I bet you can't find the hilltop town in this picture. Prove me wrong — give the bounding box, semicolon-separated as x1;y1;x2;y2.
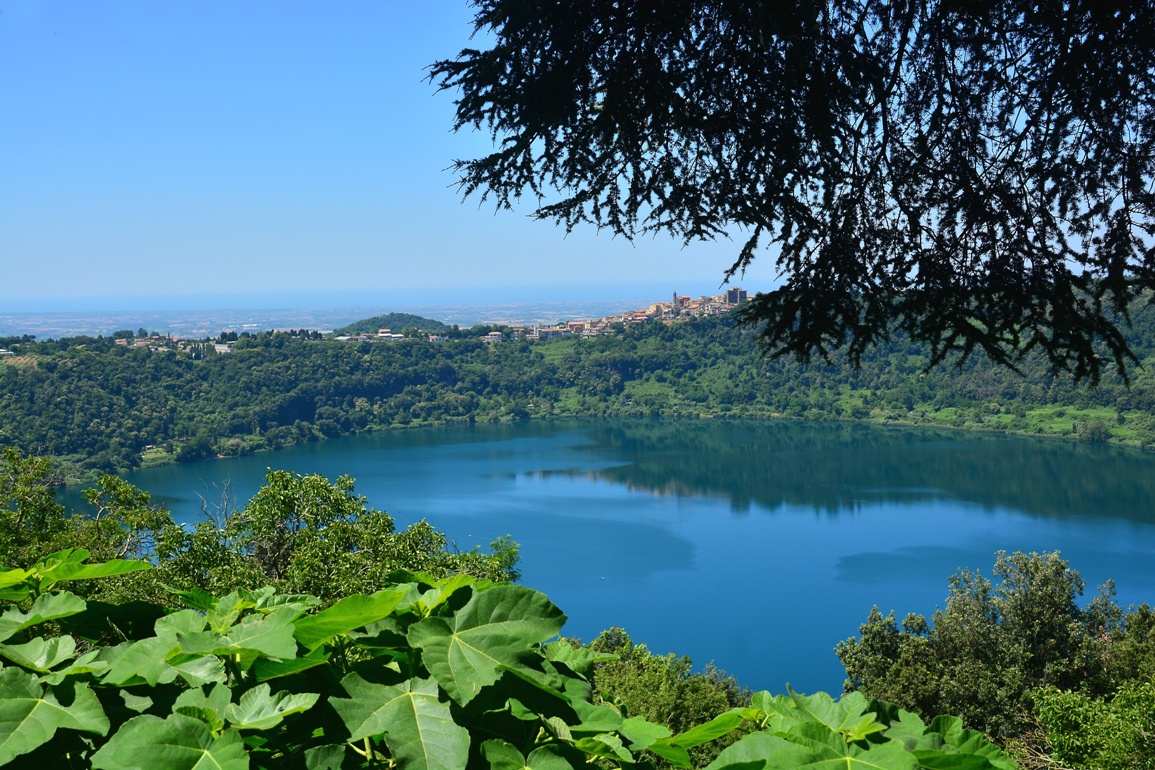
336;287;750;343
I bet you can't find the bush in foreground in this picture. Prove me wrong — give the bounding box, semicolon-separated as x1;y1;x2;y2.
0;447;519;608
838;550;1155;766
0;551;1014;769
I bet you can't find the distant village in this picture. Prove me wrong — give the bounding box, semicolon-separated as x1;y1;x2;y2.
336;287;749;344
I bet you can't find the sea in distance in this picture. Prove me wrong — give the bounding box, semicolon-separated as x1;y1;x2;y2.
60;418;1155;695
0;284;711;339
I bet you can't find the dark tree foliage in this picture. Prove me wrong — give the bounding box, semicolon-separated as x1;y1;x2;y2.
432;0;1155;382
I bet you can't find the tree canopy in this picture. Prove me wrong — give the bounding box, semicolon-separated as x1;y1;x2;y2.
432;0;1155;382
333;312;450;336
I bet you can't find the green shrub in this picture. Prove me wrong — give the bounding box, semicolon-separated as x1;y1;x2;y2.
586;627;751;767
836;551;1119;742
1033;681;1155;770
0;553;1016;769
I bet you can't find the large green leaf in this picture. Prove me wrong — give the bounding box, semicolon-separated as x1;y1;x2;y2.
178;606;299;664
0;569;35;602
407;584;565;704
99;610;215;687
705;729;920;770
872;706;930;749
173;683;232;730
167;586;218;612
90;713;249;770
879;711;1017;769
780;722;919;769
304;744;347;770
158;609;213;637
0;667;109;765
0;634;77;672
542;641;616;679
100;637;181;687
647;737;693;769
253;646;329;681
330;674;469;770
292;588;406;650
37;557;151;591
705;732;801;770
920;716;1017;770
204;592;247;634
0;592;87;642
567;698;625;736
759;690;887;744
0;569;33;588
484;665;581;727
574;733;634;763
481;739;572;770
910;755;1008;770
619;715;672;750
225;682;318;730
671;711;746;749
37;648;110;685
413;574;478;615
346;614;411;649
167;653;228;687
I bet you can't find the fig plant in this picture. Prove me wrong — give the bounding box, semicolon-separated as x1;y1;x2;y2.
0;549;1015;769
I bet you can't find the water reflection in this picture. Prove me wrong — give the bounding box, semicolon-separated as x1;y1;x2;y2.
549;421;1155;522
55;418;1155;694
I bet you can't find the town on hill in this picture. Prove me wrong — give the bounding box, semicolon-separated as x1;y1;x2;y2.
332;288;750;343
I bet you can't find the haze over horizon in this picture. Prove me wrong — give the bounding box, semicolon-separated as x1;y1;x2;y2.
0;284;738;339
1;281;742;315
1;2;777;310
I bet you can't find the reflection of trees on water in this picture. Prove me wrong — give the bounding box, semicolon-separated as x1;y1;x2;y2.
543;420;1155;522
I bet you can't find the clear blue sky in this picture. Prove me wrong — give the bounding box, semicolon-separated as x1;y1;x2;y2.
1;1;777;312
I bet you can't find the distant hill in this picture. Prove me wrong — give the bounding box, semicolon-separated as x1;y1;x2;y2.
333;312;450;336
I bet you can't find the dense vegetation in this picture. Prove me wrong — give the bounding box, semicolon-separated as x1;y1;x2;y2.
332;313;450;336
2;307;1154;482
0;446;518;607
837;551;1155;769
580;628;752;768
0;555;1015;769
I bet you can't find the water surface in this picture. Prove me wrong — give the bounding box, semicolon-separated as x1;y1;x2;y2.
82;420;1155;694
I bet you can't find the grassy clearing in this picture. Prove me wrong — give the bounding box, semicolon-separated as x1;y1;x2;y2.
536;339;577;362
140;447;174;468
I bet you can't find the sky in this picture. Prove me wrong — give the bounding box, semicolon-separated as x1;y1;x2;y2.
1;1;779;313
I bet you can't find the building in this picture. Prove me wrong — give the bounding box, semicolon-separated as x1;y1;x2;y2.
725;287;748;305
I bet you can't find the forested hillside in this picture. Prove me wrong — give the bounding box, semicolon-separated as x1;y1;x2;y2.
2;309;1153;481
332;312;450;336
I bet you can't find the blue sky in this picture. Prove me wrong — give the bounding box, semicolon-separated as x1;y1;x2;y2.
1;2;776;312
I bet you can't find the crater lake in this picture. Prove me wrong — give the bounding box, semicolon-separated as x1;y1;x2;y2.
70;419;1155;695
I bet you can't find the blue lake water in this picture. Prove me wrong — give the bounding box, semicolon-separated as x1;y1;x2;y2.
73;419;1155;695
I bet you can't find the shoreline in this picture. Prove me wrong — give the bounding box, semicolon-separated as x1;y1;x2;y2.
50;410;1151;489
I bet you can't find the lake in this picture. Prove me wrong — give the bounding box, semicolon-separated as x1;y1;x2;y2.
76;419;1155;695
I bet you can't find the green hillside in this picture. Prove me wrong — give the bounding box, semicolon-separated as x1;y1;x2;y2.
2;309;1154;482
333;312;450;335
